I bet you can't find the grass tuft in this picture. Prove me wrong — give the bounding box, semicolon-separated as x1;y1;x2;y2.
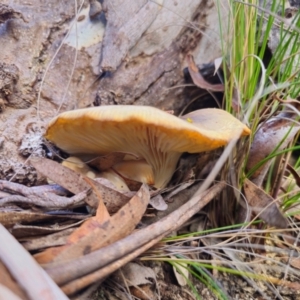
144;1;300;298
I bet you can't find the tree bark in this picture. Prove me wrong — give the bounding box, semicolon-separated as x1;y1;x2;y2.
0;0;228;185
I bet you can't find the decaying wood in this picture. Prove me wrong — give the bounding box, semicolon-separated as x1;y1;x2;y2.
243;178;288;228
45;182;225;290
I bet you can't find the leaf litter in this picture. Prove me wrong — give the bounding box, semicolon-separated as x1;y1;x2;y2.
2;107;298;298
1;99;300;300
1;5;300;297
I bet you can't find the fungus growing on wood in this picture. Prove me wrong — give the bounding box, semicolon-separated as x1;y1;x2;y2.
45;105;250;188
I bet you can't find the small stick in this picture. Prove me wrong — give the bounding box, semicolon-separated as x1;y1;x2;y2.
61;232;166;295
0;224;68;300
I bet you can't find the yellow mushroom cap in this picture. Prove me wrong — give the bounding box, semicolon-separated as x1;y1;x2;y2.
45;105;250;188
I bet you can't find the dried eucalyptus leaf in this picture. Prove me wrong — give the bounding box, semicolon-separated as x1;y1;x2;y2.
243;179;288;228
113;262;156;286
149;194;168;211
247;111;300;186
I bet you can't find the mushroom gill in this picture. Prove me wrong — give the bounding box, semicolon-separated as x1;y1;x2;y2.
45;105;250;188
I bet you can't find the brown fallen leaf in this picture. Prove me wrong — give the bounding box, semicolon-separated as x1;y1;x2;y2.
129;285;156;300
286;163;300;188
246;110;300;186
0;224;68;300
45;182;225;290
34;178;110;263
35;184;150;264
171;256;189;287
112;262;156;287
149;194;168;211
243;178;288;228
186;54;225;92
30;157;130;212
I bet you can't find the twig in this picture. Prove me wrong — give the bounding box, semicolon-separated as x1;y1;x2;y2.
61;232;166;295
0;224;68;300
0;190;88;209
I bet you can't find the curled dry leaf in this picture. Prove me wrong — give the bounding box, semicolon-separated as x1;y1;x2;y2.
0;178;86;210
112;262;156;287
243;178;288;228
247;111;300;186
149;194;168;211
0;191;87;210
186;54;225;92
171;256;189;287
112;262;157;300
0;180;68;200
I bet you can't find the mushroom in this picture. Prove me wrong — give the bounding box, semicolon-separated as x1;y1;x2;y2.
45;105;250;188
62;156;131;191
